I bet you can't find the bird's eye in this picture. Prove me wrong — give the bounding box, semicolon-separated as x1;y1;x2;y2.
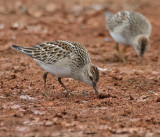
89;76;93;81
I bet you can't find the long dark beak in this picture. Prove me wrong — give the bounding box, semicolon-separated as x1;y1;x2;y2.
93;83;98;96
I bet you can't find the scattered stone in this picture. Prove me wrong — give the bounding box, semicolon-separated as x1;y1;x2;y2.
0;24;4;30
20;95;35;100
33;110;45;115
11;22;19;29
45;121;53;126
98;67;112;72
82;100;88;104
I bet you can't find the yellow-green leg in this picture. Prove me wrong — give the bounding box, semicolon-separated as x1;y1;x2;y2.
58;77;72;97
138;56;142;64
122;46;128;53
115;43;127;63
43;72;49;97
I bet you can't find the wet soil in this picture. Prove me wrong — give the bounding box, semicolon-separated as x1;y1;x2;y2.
0;0;160;136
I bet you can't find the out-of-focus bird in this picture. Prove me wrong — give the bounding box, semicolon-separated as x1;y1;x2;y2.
105;11;152;63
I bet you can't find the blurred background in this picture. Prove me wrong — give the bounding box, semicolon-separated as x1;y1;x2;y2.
0;0;159;50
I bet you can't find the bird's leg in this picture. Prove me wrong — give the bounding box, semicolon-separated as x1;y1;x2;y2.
58;77;71;96
138;56;142;64
122;46;128;53
42;72;49;97
115;43;127;63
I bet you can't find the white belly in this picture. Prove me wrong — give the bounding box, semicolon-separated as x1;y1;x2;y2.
110;31;127;45
36;60;72;78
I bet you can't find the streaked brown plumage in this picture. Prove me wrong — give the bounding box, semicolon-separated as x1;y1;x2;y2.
12;40;99;96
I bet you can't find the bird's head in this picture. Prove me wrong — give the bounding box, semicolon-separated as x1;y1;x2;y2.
134;35;150;63
81;64;99;95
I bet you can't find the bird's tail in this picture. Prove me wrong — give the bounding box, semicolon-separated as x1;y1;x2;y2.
12;45;34;57
105;11;112;22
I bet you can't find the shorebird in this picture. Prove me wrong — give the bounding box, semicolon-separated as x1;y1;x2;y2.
12;41;99;96
106;11;152;63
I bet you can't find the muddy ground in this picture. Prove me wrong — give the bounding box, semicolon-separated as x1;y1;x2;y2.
0;0;160;136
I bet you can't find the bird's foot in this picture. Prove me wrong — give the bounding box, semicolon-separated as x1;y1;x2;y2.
64;90;73;97
122;57;127;63
43;91;50;97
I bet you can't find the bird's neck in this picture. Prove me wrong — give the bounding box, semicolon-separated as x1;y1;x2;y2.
72;63;91;85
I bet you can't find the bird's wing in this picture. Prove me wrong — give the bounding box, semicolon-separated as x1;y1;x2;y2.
12;40;91;65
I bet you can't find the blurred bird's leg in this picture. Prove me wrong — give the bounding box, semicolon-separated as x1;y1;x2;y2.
138;56;142;64
115;43;127;62
43;72;49;97
122;46;128;53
